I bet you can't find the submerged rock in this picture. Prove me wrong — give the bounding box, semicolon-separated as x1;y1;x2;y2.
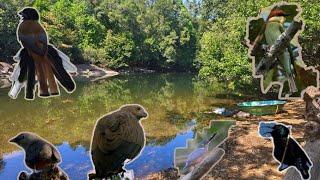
0;78;11;88
0;62;13;75
213;108;239;117
76;64;119;81
233;111;251;118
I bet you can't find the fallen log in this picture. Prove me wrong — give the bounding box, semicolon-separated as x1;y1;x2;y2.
181;148;225;180
284;86;320;180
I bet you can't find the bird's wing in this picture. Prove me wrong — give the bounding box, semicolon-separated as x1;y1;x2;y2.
97;114;128;152
109;141;142;169
54;46;77;72
106;113;128;132
25;141;52;168
18;22;48;56
50;145;61;164
47;44;76;92
289;138;311;164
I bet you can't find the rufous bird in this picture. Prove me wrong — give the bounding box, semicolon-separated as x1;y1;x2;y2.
9;7;76;100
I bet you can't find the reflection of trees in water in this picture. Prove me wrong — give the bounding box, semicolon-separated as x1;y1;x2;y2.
0;74;234;155
68;140;91;151
146;135;177;146
0;158;4;172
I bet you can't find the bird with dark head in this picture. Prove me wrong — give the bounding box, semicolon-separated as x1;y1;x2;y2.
9;132;68;179
18;7;40;21
259;122;312;180
9;7;76;100
89;104;148;179
9;132;61;171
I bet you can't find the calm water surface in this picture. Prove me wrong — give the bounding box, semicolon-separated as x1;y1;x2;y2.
0;73;238;179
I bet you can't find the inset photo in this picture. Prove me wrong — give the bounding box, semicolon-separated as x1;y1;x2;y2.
246;2;319;99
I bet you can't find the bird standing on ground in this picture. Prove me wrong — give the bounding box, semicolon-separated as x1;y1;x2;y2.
90;104;148;179
9;7;76;100
259;122;312;179
9;132;68;179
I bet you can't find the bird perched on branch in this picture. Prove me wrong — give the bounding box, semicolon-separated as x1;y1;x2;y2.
9;132;68;179
264;9;297;93
9;7;76;100
89;104;148;179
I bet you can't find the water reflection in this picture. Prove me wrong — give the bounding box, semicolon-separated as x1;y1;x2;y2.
0;73;237;178
0;131;194;179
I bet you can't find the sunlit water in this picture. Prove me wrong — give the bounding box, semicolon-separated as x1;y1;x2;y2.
0;73;238;179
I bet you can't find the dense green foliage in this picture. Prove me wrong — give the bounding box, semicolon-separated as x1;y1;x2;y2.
0;0;319;86
197;0;320;87
0;0;197;70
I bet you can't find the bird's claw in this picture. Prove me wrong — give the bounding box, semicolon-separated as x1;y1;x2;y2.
88;173;96;180
18;171;27;180
120;168;126;178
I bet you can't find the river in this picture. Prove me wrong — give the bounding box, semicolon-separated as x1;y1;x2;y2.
0;73;240;179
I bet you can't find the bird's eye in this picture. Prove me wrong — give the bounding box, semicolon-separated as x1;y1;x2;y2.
101;132;106;136
137;107;141;111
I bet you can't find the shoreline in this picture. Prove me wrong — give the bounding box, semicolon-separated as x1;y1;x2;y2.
0;62;193;85
145;100;306;179
0;63;120;85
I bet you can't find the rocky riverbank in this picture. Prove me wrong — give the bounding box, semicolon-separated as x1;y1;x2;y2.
0;63;119;87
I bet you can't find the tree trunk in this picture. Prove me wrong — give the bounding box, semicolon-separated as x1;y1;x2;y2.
284;86;320;180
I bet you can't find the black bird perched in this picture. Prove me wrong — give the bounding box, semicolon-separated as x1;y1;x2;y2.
9;7;76;100
259;122;312;179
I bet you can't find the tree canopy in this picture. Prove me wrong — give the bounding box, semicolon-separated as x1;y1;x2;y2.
0;0;319;87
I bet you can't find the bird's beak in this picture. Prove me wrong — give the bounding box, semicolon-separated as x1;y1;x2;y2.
142;112;148;118
9;137;17;143
18;11;25;18
138;112;148;120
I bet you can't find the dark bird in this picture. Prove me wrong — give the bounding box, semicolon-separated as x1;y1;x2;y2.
90;104;148;179
259;122;312;179
9;132;64;175
9;7;76;100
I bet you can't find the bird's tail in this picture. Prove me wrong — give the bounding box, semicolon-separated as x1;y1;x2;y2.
47;45;75;92
299;168;310;180
9;48;35;99
296;158;311;180
287;76;298;93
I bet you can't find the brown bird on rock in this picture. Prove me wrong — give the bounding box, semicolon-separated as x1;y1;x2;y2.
9;132;67;179
89;104;148;179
